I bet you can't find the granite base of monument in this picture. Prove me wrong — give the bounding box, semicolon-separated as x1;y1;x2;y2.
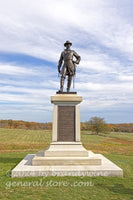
11;152;123;177
11;93;123;177
32;142;101;166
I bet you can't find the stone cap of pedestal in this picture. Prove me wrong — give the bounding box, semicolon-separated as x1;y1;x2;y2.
51;94;82;104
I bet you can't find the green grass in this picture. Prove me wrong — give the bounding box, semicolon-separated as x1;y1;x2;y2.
0;129;52;144
0;129;133;200
107;133;133;141
0;129;52;152
81;131;133;155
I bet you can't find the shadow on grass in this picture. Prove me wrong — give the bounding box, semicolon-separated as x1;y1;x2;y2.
0;157;23;164
0;157;23;178
98;183;133;196
108;184;133;196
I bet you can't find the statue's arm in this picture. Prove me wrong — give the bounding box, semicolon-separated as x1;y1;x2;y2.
58;52;63;73
73;51;81;65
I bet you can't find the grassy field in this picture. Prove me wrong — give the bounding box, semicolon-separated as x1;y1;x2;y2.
0;129;133;200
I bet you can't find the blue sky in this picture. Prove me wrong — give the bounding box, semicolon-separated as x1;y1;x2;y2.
0;0;133;123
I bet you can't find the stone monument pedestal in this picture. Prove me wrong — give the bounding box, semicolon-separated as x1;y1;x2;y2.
32;93;101;166
11;93;123;177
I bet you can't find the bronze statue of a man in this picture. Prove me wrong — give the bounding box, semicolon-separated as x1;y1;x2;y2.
58;41;81;92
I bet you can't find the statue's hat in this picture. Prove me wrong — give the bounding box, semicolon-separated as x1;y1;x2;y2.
64;40;72;47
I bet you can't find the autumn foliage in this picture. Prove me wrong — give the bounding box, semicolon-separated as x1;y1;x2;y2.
0;119;52;130
81;121;133;133
0;119;133;133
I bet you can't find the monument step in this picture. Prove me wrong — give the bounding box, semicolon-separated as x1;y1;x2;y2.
32;155;101;166
43;142;91;157
12;153;123;177
44;150;89;157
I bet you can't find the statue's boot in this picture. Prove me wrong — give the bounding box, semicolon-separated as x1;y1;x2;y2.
59;77;65;92
67;76;72;92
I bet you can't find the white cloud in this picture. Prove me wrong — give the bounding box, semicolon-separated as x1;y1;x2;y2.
0;0;133;61
0;0;133;122
0;85;54;96
118;74;133;81
0;63;38;75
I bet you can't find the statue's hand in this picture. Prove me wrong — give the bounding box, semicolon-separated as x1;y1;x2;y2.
58;69;61;74
73;60;79;65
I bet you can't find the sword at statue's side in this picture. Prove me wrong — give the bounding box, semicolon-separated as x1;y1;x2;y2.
73;62;77;89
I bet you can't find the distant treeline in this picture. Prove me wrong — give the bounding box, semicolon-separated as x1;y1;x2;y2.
0;119;52;130
0;119;133;133
81;122;133;133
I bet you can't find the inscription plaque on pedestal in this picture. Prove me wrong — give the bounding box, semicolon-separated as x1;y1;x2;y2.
58;106;75;141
